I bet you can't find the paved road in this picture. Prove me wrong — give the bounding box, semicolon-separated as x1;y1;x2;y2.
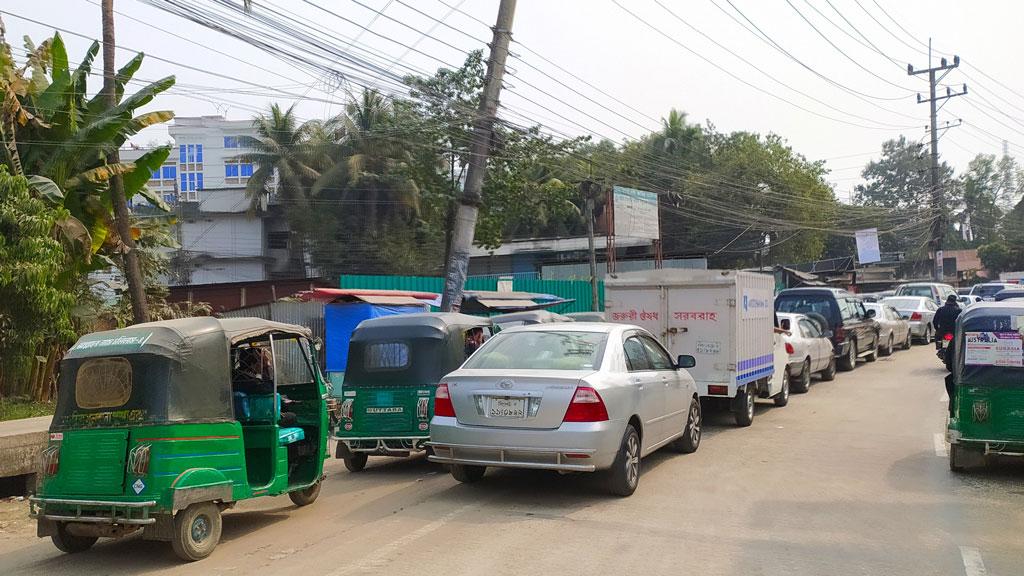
1;345;1022;575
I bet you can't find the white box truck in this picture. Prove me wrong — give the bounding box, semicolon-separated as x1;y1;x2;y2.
604;269;788;426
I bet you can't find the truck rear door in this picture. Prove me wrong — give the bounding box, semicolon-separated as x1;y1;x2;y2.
665;285;732;392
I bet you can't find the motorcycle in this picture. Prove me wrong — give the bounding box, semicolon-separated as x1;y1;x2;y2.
937;332;954;371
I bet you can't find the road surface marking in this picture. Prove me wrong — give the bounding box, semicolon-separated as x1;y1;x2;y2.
959;546;987;576
940;390;948;403
934;433;948;457
328;504;474;575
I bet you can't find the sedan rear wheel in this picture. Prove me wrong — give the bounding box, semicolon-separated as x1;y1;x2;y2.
881;334;894;357
773;370;790;407
792;359;811;393
838;340;858;371
903;330;913;350
671;398;701;453
820;356;837;381
606;424;640;496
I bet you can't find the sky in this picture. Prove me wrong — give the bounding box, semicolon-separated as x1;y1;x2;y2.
3;0;1024;203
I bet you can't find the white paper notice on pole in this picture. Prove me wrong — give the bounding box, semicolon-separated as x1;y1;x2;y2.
855;228;881;264
964;331;1024;367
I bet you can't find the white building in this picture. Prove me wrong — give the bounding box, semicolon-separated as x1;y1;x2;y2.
123;116;297;287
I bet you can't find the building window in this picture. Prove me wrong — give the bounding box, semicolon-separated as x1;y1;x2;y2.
267;231;289;250
196;144;203;163
225;160;254;185
179;144;186;163
196;173;203;190
162;166;176;179
179;143;203;172
224;136;239;148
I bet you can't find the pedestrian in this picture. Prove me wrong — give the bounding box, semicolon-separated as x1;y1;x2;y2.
464;327;485;358
932;294;962;351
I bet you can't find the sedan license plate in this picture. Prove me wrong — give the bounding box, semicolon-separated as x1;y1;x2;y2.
488;397;526;418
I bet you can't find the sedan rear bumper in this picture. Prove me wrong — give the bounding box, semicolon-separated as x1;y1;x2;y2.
908;321;931;337
426;416;624;472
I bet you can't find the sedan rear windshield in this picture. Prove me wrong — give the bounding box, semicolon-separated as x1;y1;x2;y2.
464;331;606;371
973;285;1011;298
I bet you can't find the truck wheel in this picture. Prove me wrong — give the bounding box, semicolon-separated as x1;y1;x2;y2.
670;397;701;453
838;340;858;371
51;522;97;554
773;371;790;407
450;464;486;483
288;480;321;506
732;386;755;427
344;453;368;472
792;360;811;393
171;502;222;562
820;357;837;381
605;424;641;496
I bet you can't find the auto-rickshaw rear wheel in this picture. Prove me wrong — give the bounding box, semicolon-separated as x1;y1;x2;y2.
344;453;368;472
171;502;222;561
288;480;322;506
51;522;98;554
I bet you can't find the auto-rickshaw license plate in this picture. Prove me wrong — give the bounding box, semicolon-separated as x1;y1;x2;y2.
489;397;525;418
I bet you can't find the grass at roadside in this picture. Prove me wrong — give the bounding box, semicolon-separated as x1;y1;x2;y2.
0;399;55;422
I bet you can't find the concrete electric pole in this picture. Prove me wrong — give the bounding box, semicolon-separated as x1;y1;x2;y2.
908;42;966;282
440;0;517;312
582;180;600;311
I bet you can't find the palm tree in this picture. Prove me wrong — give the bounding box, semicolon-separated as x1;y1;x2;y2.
660;108;701;156
234;103;320;212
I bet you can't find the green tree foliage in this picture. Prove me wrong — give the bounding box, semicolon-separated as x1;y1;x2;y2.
0;167;75;397
978;198;1024;275
956;154;1004;246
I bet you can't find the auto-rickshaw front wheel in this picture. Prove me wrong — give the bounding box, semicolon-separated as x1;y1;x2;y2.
171;502;222;561
51;522;98;554
288;480;322;506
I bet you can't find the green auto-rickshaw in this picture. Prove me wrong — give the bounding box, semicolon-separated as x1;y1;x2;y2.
30;317;329;561
947;301;1024;471
334;313;492;471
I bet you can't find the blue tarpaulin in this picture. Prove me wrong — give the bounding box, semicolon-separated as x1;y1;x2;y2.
324;302;425;375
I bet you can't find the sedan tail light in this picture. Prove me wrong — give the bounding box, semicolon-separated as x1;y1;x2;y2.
785;342;795;355
563;386;609;422
910;312;922;321
434;383;456;417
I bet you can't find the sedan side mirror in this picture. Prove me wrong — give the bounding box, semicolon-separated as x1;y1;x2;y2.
677;355;696;369
865;309;876;318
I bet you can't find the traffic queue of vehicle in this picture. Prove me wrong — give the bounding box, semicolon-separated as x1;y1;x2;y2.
26;271;1022;562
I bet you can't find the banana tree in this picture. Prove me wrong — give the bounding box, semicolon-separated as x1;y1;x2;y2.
0;27;175;269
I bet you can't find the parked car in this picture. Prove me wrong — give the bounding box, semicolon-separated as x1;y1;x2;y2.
894;282;957;306
858;290;895;303
957;287;972;296
969;282;1017;301
958;295;983;307
776;312;836;392
566;311;606;322
863;302;913;354
427;323;702;496
775;288;880;372
881;296;937;343
994;288;1024;301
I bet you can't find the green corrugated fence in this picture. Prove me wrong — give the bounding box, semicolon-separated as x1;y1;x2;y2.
339;274;603;313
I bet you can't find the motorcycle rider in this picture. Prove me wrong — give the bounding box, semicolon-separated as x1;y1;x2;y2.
932;294;962;349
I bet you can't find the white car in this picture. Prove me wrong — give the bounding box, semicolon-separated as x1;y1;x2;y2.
863;302;913;354
776;312;836;393
427;323;701;496
882;296;938;343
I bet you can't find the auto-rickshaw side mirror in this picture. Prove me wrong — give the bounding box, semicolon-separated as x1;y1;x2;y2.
865;309;876;319
313;338;323;352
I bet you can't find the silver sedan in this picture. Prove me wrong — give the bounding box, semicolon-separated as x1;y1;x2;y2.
863;302;913;354
427;323;701;496
882;296;937;343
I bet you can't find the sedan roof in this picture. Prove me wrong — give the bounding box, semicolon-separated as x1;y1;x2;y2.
499;321;624;334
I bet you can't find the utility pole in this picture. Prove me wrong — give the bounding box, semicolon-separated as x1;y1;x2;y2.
102;0;149;324
908;42;966;282
582;180;600;311
440;0;516;312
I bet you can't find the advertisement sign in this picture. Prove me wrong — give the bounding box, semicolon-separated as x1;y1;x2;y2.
964;331;1023;367
612;186;659;240
855;228;881;264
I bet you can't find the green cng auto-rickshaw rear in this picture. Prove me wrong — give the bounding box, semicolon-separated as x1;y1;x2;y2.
334;313;491;471
30;317;328;561
947;302;1024;471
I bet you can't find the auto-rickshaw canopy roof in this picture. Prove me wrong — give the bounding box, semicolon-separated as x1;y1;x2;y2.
954;302;1024;386
56;318;313;427
350;312;491;342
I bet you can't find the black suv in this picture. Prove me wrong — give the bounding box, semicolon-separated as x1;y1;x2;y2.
775;288;880;371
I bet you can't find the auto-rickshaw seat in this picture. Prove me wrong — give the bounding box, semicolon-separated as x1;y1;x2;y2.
278;427;305;445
